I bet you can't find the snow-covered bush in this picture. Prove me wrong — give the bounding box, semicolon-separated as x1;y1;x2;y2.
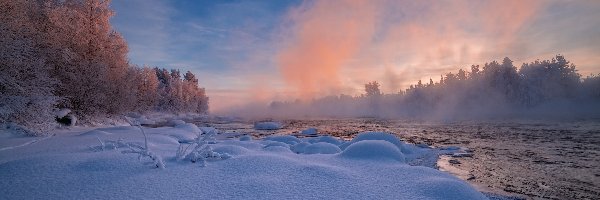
101;117;165;169
175;129;230;167
92;136;165;169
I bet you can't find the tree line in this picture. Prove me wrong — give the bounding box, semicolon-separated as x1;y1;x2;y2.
269;55;600;119
0;0;209;135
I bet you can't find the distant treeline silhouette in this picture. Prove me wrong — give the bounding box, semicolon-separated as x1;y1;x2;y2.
268;55;600;119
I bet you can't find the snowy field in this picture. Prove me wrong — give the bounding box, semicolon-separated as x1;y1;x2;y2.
205;118;599;199
0;120;489;200
2;117;598;199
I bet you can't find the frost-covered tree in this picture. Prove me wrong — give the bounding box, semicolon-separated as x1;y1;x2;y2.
581;74;600;99
268;55;596;119
457;69;467;81
128;66;159;111
151;68;209;113
365;81;382;97
0;0;59;135
0;0;210;132
184;71;198;84
519;55;581;105
44;0;130;117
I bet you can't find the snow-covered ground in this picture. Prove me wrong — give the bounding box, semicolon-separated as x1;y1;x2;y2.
0;122;488;199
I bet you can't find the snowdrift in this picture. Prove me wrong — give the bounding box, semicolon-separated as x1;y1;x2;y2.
0;126;487;200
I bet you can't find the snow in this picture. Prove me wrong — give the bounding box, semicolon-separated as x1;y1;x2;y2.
55;108;71;118
174;123;202;134
339;140;406;162
55;108;77;126
264;135;301;145
263;141;291;149
239;135;252;141
301;127;318;135
254;121;283;130
78;129;112;136
291;142;311;153
341;131;412;154
309;135;342;145
303;142;342;154
0;125;488;200
167;119;186;126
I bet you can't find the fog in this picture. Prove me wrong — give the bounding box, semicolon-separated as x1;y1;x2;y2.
219;55;600;121
274;0;544;100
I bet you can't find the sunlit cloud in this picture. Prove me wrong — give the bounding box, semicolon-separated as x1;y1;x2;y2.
276;0;380;99
111;0;600;112
275;0;547;96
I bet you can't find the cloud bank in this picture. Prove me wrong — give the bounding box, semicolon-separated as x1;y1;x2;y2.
276;0;546;99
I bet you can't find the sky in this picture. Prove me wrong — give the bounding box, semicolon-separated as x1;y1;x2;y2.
110;0;600;112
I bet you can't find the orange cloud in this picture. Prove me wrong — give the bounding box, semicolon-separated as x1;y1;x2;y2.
358;0;544;92
276;0;545;99
277;0;381;99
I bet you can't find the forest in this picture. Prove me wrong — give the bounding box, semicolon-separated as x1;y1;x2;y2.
268;56;600;119
0;0;209;135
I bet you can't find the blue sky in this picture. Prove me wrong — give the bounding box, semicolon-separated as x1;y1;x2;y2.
110;0;600;111
110;0;299;75
110;0;303;110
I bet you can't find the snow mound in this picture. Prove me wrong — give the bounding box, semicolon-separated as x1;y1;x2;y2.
264;135;300;145
304;142;341;154
310;136;342;145
264;145;292;153
301;128;318;135
174;123;201;134
417;176;487;199
339;140;406;162
291;142;311;153
263;141;290;149
342;132;411;154
254;122;282;130
239;135;252;141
